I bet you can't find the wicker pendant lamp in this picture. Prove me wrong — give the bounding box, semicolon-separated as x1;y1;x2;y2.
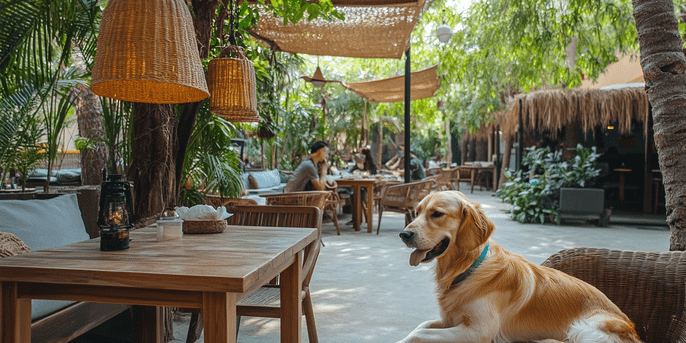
90;0;209;104
207;46;260;122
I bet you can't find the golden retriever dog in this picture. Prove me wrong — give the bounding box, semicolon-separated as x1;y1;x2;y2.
398;191;641;343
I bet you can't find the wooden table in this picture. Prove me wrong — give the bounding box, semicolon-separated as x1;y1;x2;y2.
335;178;377;233
460;165;497;193
0;225;317;343
614;168;632;202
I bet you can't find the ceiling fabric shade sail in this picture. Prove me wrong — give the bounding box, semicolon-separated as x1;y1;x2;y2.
90;0;209;104
207;46;260;122
341;66;439;103
248;0;426;59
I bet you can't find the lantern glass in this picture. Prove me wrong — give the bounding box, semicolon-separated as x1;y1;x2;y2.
105;195;130;229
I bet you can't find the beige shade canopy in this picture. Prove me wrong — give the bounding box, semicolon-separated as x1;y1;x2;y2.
249;0;426;59
341;65;439;103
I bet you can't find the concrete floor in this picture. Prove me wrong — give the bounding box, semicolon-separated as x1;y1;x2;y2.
169;188;671;343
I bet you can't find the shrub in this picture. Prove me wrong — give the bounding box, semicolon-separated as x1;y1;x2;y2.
497;144;602;224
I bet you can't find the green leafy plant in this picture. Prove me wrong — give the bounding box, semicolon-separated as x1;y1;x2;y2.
180;101;243;206
497;144;602;224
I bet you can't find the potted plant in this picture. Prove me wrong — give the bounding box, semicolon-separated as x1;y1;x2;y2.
556;144;608;226
498;144;607;225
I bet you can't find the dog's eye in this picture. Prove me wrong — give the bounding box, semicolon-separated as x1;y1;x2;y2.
431;211;443;218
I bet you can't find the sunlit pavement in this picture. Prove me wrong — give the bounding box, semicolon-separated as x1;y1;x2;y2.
171;188;670;343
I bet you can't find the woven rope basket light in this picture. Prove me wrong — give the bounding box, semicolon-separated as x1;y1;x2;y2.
207;46;260;122
90;0;209;104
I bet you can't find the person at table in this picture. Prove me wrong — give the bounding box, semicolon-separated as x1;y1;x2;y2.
348;147;378;175
343;147;378;225
385;145;404;170
284;140;330;192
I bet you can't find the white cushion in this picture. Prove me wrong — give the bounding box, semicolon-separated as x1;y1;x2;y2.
0;194;89;251
0;194;90;320
249;169;281;189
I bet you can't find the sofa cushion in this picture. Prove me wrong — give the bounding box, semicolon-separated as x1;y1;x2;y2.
0;195;89;322
248;169;281;189
0;194;89;251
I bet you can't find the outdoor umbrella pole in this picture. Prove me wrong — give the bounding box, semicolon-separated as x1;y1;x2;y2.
404;48;411;183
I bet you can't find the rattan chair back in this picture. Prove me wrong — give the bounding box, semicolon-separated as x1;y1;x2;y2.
542;248;686;343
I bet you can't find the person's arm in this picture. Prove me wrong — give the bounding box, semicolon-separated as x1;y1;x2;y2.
310;160;329;190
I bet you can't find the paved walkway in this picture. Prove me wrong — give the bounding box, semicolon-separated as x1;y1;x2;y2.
170;188;670;343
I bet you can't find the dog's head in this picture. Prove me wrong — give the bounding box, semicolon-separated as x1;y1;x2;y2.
399;191;495;266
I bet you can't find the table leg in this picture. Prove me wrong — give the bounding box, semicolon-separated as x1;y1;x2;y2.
492;167;497;191
470;169;476;193
281;250;303;343
132;305;164;343
203;291;237;343
1;281;31;343
353;186;361;231
619;173;626;202
365;185;373;233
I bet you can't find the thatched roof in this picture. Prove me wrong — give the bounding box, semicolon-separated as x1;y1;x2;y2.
499;86;649;140
248;0;426;59
463;111;505;140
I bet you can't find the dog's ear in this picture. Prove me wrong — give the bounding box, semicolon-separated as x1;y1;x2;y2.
458;202;495;250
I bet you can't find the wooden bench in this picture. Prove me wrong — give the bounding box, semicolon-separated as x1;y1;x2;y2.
0;192;132;343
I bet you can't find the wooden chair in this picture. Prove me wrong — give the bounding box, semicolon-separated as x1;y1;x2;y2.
185;205;323;343
324;180;342;235
452;167;473;191
541;248;686;343
260;191;330;212
428;168;453;191
376;179;434;234
204;194;257;208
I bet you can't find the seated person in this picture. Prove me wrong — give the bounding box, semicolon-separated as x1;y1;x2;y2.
349;147;378;175
344;147;378;225
284;140;330;192
408;151;426;180
428;152;441;169
385;146;404;170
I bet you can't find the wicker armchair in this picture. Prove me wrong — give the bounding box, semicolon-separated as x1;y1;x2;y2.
376;179;434;234
541;248;686;343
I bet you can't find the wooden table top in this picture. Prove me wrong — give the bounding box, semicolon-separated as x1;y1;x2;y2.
0;225;317;294
335;178;378;186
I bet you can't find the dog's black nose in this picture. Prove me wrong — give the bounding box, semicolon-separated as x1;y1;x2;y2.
399;231;414;242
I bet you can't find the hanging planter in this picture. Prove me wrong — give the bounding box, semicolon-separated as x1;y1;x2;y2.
207;46;260;122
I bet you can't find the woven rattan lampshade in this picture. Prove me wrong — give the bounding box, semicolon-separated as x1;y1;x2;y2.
90;0;209;104
207;46;260;122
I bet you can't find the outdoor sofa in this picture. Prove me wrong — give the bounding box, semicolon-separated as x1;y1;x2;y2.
0;193;129;342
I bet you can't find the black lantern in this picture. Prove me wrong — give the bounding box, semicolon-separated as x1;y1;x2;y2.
97;169;134;251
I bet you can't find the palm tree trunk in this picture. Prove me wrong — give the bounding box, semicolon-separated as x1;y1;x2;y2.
73;84;108;185
633;0;686;250
130;103;178;220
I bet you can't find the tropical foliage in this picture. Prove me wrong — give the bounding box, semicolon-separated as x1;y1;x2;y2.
497;144;602;224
